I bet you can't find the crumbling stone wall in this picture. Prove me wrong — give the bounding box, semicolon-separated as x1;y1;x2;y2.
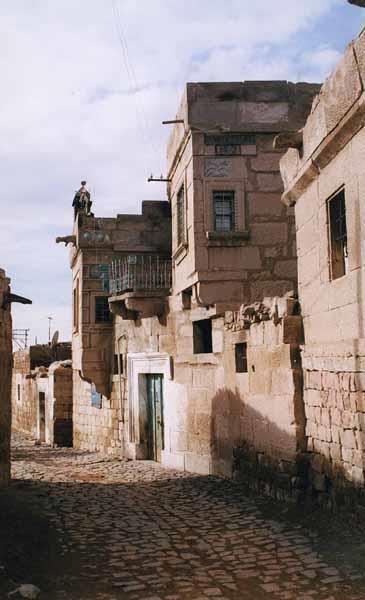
0;269;12;486
72;371;121;453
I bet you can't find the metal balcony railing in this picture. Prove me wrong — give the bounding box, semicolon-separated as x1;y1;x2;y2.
109;255;172;295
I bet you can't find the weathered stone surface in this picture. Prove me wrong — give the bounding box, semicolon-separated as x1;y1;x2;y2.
320;43;362;134
0;269;12;487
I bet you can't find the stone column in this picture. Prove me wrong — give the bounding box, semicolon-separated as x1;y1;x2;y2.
0;268;12;486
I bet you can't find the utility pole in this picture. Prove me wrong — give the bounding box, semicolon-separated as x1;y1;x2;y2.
48;316;53;345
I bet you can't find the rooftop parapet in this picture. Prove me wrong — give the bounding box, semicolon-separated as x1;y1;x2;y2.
167;81;321;171
280;28;365;205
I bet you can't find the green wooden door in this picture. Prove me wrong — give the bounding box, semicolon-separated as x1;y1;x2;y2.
146;374;164;461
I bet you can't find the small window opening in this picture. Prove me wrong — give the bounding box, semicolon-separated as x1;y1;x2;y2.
176;184;185;246
91;383;102;409
73;279;79;332
95;296;112;323
17;384;21;403
114;354;123;375
193;319;212;354
235;343;248;373
213;190;235;232
328;188;348;280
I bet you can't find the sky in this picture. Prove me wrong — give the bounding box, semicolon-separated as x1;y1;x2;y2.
1;0;364;346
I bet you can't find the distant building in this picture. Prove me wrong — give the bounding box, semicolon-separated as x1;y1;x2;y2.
12;343;72;447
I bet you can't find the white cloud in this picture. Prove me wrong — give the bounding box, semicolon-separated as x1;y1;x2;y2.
0;0;350;342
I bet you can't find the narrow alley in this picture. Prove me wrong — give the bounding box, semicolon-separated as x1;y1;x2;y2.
1;433;364;600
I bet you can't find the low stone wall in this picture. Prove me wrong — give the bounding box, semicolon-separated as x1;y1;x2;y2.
0;269;12;486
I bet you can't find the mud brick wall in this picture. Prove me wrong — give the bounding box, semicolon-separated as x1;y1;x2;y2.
0;269;12;486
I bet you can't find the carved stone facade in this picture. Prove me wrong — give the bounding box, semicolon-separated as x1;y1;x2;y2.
65;202;171;452
167;82;320;307
0;268;12;486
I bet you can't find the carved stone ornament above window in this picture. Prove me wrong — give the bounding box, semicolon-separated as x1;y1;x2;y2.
204;158;232;178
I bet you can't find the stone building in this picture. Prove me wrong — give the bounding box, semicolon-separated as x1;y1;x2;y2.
60;201;171;452
108;81;318;478
280;27;365;506
12;343;73;446
0;269;13;486
60;81;319;489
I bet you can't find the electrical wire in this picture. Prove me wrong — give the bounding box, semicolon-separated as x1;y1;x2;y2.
111;0;160;160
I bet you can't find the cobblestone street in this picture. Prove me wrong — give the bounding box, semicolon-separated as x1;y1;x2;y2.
2;433;365;600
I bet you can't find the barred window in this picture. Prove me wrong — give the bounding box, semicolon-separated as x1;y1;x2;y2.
176;185;185;246
213;190;235;232
328;188;348;280
95;296;111;323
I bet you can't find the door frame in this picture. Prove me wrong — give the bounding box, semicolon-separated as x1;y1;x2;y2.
146;373;164;461
38;391;46;443
126;353;172;460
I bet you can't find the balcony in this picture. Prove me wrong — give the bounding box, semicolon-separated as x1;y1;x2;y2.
109;255;172;320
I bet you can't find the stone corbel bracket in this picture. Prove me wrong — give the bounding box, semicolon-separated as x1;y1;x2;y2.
56;235;76;247
273;130;303;151
1;292;32;309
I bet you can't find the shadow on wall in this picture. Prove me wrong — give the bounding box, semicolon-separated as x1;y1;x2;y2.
210;387;365;513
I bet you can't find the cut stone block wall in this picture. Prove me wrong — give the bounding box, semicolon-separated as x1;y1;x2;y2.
302;343;365;510
12;352;73;447
0;268;12;486
72;369;122;453
111;294;305;487
280;26;365;509
12;350;38;438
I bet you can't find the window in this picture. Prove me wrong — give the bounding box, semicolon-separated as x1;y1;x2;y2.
91;383;102;409
213;190;235;232
235;343;248;373
176;184;185;246
73;279;79;332
17;384;21;404
193;319;212;354
95;296;112;323
89;264;110;292
328;188;348;280
113;354;123;376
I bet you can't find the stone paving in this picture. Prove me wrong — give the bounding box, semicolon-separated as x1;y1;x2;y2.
7;433;365;599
